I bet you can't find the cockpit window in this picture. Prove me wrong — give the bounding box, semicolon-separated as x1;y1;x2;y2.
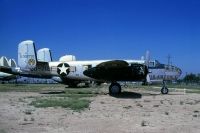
149;61;155;67
148;60;165;69
154;60;160;67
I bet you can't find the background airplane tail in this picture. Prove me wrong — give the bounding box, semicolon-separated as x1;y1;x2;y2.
0;56;9;67
0;56;17;75
8;59;17;68
18;40;37;70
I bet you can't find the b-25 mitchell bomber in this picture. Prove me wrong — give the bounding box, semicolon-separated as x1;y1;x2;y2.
1;40;149;95
0;56;19;83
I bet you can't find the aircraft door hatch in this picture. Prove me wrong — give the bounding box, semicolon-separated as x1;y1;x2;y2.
83;65;92;71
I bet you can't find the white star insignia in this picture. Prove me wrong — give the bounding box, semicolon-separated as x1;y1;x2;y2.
58;64;69;75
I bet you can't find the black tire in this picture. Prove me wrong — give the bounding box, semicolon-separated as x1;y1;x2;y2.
68;83;78;88
109;83;121;95
161;87;169;94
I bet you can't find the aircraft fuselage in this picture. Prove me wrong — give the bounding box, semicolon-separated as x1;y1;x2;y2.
46;59;147;82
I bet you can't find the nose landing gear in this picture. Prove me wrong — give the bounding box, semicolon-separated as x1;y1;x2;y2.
161;80;169;94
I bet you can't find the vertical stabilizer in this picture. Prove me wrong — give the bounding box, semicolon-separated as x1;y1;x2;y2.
0;56;9;67
18;40;37;69
37;48;52;62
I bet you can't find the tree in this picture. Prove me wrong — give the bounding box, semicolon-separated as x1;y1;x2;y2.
183;73;200;84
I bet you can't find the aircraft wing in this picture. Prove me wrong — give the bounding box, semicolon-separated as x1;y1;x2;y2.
83;60;148;81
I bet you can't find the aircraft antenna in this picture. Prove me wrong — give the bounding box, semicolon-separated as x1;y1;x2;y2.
145;50;150;67
167;54;173;70
167;54;171;68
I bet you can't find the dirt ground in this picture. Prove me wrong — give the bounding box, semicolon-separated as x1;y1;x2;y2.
0;88;200;133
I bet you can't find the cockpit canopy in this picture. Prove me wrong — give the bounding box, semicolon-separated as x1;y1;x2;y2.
148;60;164;68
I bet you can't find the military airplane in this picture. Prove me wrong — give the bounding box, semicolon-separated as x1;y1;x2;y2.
0;40;149;95
0;56;18;83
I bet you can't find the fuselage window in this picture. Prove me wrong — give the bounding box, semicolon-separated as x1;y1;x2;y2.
51;66;57;72
83;65;92;70
70;66;76;72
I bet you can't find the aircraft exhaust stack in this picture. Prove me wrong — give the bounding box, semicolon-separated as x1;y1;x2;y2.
18;40;37;70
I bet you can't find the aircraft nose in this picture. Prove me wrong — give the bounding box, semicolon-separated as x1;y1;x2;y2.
178;67;182;75
175;66;182;76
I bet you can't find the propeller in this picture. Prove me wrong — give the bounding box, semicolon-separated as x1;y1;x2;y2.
144;50;151;84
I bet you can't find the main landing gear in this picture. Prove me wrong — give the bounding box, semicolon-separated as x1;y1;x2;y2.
109;81;169;95
109;82;121;95
161;80;169;94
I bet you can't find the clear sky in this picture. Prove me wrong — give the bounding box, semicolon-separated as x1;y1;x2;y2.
0;0;200;74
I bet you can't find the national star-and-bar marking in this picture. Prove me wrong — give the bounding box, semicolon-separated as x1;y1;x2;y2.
57;63;70;76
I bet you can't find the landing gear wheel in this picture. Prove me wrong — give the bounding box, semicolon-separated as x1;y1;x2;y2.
68;83;78;88
161;86;169;94
85;83;90;87
109;83;121;95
